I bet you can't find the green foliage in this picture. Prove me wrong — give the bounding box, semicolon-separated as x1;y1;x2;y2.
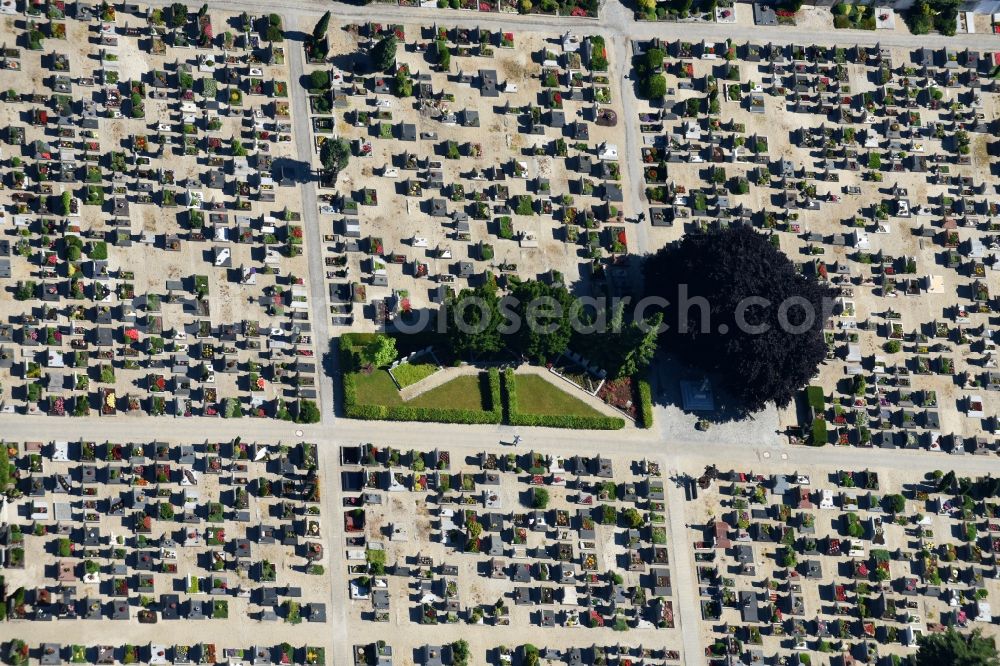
445;282;504;358
263;13;284;42
806;386;826;411
811;418;827;445
506;280;575;364
883;493;906;514
394;70;412;97
907;0;958;35
297;399;321;424
436;40;451;71
342;346;503;424
169;3;187;27
531;487;550;509
320;137;351;175
371;35;397;72
645;74;666;99
634;48;666;99
638;378;653;428
916;628;999;666
309;69;330;90
362;335;397;368
366;548;387;575
451;640;470;666
0;444;10;491
15;281;36;301
311;11;330;43
622;507;644;528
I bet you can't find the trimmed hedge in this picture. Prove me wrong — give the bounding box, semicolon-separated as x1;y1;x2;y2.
637;378;653;429
810;417;828;445
805;385;825;412
503;368;624;430
503;367;518;421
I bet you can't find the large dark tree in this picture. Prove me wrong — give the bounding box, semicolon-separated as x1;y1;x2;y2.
916;628;999;666
644;226;834;413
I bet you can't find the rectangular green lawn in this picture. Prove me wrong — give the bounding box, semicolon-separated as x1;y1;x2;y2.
514;374;605;418
391;362;439;389
351;370;403;406
350;370;490;412
408;374;488;411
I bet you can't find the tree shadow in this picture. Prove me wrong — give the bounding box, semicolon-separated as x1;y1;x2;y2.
650;352;755;424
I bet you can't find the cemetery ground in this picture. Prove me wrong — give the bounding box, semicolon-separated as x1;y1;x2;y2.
340;442;685;665
5;2;1000;665
625;36;1000;451
679;459;1000;665
0;438;334;664
302;23;635;323
9;415;1000;665
0;6;322;421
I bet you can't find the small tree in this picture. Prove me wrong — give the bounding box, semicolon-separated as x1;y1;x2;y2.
309;69;330;90
622;508;644;528
451;641;470;666
363;335;397;369
319;138;350;176
531;487;550;509
645;73;666;99
883;493;906;514
436;41;451;71
394;70;412;97
296;400;321;424
371;35;397;72
169;2;187;28
311;11;330;43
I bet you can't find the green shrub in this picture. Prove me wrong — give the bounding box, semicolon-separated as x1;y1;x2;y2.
805;385;825;411
638;378;653;428
811;418;827;445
